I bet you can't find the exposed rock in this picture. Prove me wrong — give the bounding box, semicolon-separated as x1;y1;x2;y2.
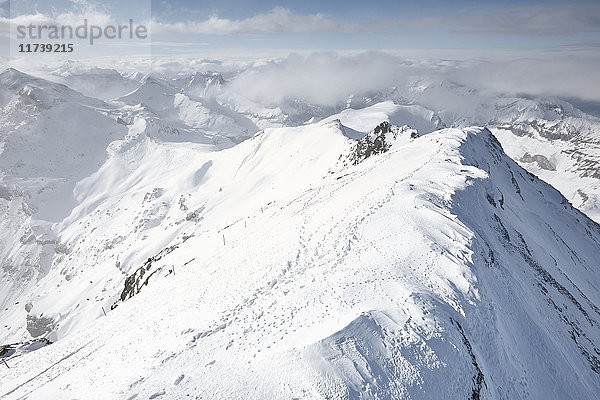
519;153;556;171
578;189;590;204
112;244;179;309
349;121;418;165
0;186;13;201
26;314;56;338
116;116;129;125
0;338;52;359
143;188;165;204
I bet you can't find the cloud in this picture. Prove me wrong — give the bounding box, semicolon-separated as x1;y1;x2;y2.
54;9;112;27
151;7;357;35
446;54;600;102
6;48;600;107
0;13;53;38
223;52;415;106
410;4;600;36
0;0;8;19
220;50;600;108
0;2;116;38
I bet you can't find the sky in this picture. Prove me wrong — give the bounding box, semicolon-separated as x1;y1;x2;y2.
149;0;600;50
1;0;600;57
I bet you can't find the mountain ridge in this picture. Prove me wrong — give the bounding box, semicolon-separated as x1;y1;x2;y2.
1;123;599;399
1;67;600;399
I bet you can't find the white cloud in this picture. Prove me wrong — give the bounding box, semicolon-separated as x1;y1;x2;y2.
151;7;357;35
0;2;115;38
223;52;412;105
54;9;113;27
10;49;599;104
0;1;8;19
221;50;600;107
0;13;52;38
446;54;600;102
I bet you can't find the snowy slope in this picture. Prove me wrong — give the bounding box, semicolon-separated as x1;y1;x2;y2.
36;62;600;224
354;83;600;224
320;101;442;136
47;62;142;101
1;66;600;399
116;75;258;144
0;68;130;343
317;96;600;224
1;120;599;399
489;109;600;223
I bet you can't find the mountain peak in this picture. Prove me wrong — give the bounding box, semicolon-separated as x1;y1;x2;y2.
0;67;35;86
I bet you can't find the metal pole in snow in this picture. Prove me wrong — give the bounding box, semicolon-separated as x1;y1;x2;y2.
102;307;107;316
223;234;226;245
2;359;9;368
173;265;175;275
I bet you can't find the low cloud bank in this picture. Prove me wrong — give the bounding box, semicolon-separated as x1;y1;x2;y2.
222;51;600;106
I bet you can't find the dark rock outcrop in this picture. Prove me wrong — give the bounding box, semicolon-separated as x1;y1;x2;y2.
349;121;418;165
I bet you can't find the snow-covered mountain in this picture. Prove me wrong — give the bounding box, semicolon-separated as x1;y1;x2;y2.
489;102;600;222
0;69;130;343
370;85;600;223
1;67;600;399
47;61;142;101
38;62;600;224
115;74;261;145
